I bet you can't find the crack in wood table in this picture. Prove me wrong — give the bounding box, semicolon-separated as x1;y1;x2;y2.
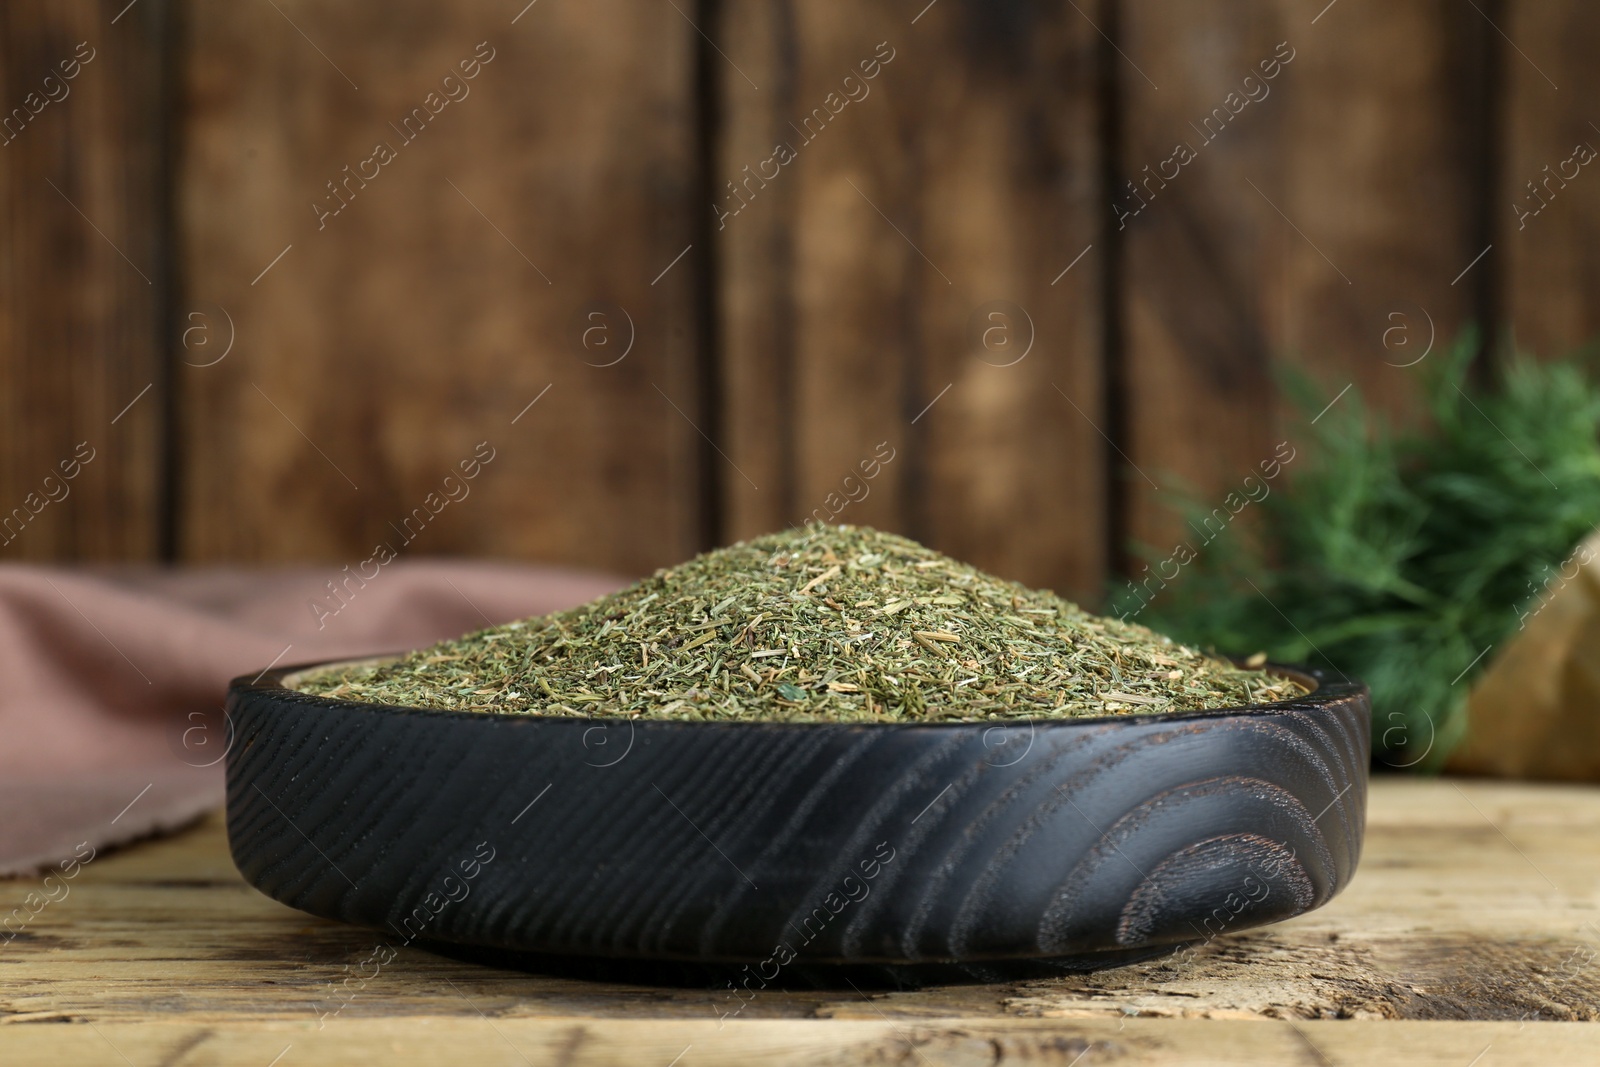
2;777;1597;1065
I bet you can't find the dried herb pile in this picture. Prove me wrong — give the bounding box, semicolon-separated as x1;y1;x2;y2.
296;526;1304;722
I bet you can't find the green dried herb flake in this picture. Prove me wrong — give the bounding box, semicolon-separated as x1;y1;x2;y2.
295;526;1306;722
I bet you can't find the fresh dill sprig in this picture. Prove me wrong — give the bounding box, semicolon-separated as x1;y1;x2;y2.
1125;335;1600;769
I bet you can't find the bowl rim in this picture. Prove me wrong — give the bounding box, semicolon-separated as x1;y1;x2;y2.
229;655;1367;731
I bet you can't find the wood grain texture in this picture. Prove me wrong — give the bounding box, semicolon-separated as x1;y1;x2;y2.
0;0;167;561
3;1019;1598;1067
714;0;1107;604
1116;0;1488;557
222;663;1367;966
1498;0;1600;358
3;780;1598;1065
174;0;704;574
2;0;1593;599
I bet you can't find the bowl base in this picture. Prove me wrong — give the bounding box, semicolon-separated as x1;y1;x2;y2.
410;938;1193;990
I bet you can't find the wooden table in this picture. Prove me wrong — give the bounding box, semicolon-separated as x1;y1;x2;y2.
3;777;1598;1065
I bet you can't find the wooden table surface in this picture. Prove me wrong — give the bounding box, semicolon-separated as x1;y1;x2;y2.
3;777;1598;1065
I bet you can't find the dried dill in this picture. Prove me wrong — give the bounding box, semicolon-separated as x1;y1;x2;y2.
295;526;1307;722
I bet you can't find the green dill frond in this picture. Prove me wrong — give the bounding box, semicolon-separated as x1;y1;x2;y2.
1130;335;1600;769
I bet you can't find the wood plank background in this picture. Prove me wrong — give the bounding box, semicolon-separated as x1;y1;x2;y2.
1;0;1593;607
175;0;705;577
0;0;168;560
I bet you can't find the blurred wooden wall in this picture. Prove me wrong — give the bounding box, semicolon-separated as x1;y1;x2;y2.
1;0;1595;605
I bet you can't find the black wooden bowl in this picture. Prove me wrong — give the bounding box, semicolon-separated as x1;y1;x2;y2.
224;660;1368;975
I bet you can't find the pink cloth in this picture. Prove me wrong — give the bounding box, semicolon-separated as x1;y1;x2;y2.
0;561;625;876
